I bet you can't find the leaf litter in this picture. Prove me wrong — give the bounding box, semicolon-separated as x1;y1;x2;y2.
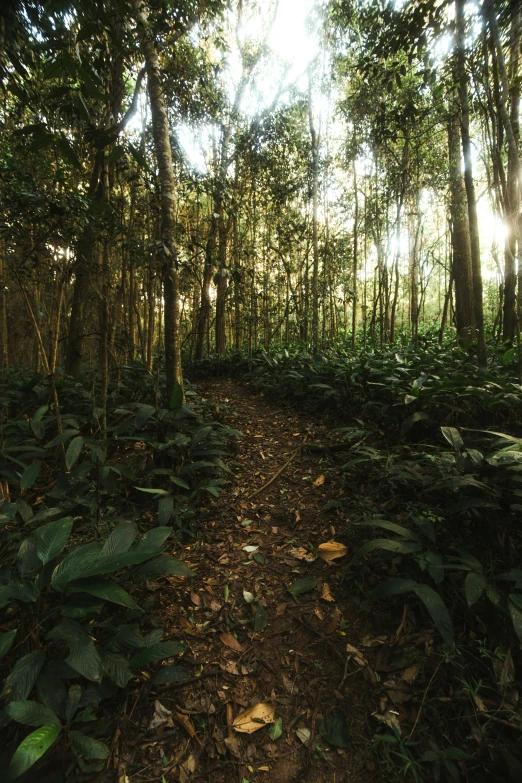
117;379;431;783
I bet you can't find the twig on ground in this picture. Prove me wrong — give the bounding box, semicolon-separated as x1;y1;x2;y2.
247;446;301;499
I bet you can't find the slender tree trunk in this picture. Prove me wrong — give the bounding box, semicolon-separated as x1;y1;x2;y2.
486;3;521;342
448;112;474;346
133;0;183;400
352;157;358;347
456;0;487;368
308;66;320;353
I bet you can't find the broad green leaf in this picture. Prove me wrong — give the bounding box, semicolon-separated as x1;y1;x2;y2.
37;668;68;719
287;577;317;596
135;405;155;427
68;577;141;610
158;494;174;524
509;596;522;642
129;641;186;668
100;652;133;688
100;522;138;556
413;584;454;645
45;429;79;449
66;637;103;683
6;700;60;727
17;539;42;578
366;518;420;541
0;628;17;659
107;624;145;652
136;527;172;551
134;487;170;496
69;730;109;759
132;554;193;579
464;572;487;606
20;461;41;490
52;549;162;590
400;411;429;436
269;717;283;740
65;685;82;723
2;651;45;702
318;708;351;748
253;603;268;632
8;723;61;779
171;476;190;489
349;539;421;567
372;578;417;599
441;426;464;451
65;437;84;471
153;665;189;685
169;382;184;410
34;517;73;565
32;405;48;423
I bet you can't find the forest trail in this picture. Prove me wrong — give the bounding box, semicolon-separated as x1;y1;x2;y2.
132;380;376;783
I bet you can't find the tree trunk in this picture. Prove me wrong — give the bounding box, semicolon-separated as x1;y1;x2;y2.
486;3;520;343
352;157;358;348
308;66;320;353
447;111;474;346
456;0;487;368
133;0;183;400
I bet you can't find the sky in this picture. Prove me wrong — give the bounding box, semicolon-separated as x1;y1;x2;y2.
177;0;319;171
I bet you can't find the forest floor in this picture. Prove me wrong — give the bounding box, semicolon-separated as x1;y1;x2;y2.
121;380;388;783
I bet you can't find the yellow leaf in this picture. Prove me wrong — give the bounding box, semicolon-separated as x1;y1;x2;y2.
313;474;325;486
321;583;335;602
318;541;348;561
232;702;275;733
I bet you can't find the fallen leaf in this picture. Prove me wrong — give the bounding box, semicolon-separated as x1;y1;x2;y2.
401;664;420;683
220;661;240;676
224;736;242;757
325;606;341;634
387;688;411;706
210;600;222;612
374;709;401;736
148;700;172;731
243;590;255;603
318;541;348;562
178;753;196;783
296;727;311;744
232;702;276;733
346;644;367;666
321;583;335;602
289;546;307;559
295;509;301;522
190;592;201;606
313;474;325;487
220;632;244;652
173;711;196;738
314;607;325;620
282;674;296;693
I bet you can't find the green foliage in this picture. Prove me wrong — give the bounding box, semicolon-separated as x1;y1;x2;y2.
0;364;238;777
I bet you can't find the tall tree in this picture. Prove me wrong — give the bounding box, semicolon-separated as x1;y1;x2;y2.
132;0;183;399
456;0;487;368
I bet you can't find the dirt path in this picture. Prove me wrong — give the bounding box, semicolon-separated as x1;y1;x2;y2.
126;380;376;783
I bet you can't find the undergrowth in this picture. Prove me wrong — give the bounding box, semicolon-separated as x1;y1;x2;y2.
191;336;522;781
0;363;238;781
